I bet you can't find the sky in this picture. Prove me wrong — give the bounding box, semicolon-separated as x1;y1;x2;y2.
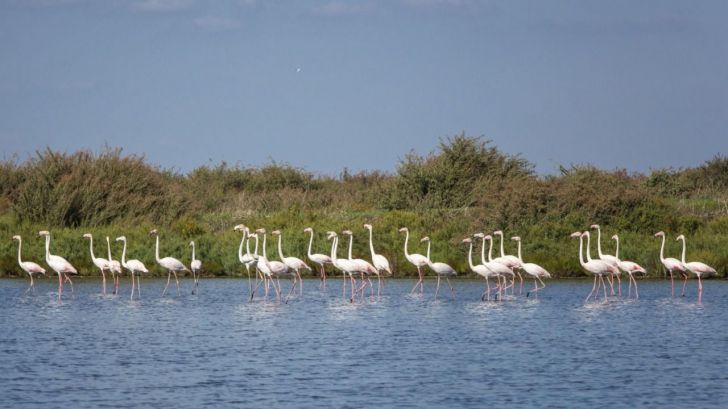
0;0;726;175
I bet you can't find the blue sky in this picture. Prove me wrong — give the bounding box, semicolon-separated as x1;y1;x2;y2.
1;0;726;175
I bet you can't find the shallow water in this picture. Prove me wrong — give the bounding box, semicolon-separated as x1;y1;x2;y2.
1;277;727;408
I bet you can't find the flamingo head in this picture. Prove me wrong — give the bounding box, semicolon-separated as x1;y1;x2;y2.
326;231;337;240
82;233;92;239
12;235;20;241
115;236;126;242
249;233;258;238
255;228;266;234
271;230;281;236
462;238;472;244
590;224;600;229
611;234;618;241
149;229;159;236
654;231;665;237
342;230;353;236
420;236;430;242
676;234;685;241
511;236;521;242
483;235;493;241
233;224;245;232
398;227;408;233
38;230;50;237
189;241;195;246
363;223;372;230
493;230;503;236
473;232;485;239
303;227;313;233
581;231;590;238
570;231;582;239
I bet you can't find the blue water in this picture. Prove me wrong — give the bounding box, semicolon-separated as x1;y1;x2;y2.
1;277;726;408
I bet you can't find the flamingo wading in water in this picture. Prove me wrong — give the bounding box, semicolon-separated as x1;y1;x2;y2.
106;236;122;295
12;235;46;294
82;233;110;295
116;236;148;300
150;229;189;297
591;224;621;296
420;236;456;300
611;234;646;299
39;230;77;301
190;241;202;295
304;227;332;289
572;231;618;303
676;234;716;302
399;227;429;295
510;236;551;298
655;231;688;297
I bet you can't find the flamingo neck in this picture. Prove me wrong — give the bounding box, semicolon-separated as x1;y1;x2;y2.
245;231;252;257
498;234;505;257
367;228;376;259
277;234;285;260
261;233;267;259
253;235;259;257
403;230;410;259
516;240;523;262
191;242;196;262
467;242;476;269
238;232;245;263
585;233;593;262
330;236;338;263
307;230;314;258
679;237;686;264
595;227;604;258
16;237;23;265
154;235;161;263
106;237;112;262
613;237;620;260
479;238;486;265
87;235;97;261
659;234;666;262
487;238;494;262
425;241;433;267
578;235;586;267
120;239;128;268
44;234;51;264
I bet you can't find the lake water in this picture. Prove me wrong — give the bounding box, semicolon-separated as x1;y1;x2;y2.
1;277;727;408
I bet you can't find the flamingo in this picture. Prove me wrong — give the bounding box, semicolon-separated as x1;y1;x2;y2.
462;237;499;301
234;224;257;296
676;234;717;302
272;230;310;298
39;230;77;301
326;231;359;302
655;231;688;297
82;233;110;295
493;230;524;294
12;235;46;294
399;227;429;295
252;229;288;302
572;231;618;303
106;236;122;295
189;241;202;295
342;230;379;299
420;236;456;300
591;224;621;296
363;224;393;277
304;227;332;289
115;236;148;300
611;234;646;299
149;229;189;297
475;233;515;298
510;236;551;298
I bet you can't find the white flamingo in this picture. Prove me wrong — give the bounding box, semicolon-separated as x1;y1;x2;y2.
82;233;110;295
572;231;618;303
399;227;429;295
189;241;202;295
676;234;717;302
304;227;332;289
234;224;257;296
342;230;379;299
106;236;122;295
462;237;499;301
149;229;188;297
510;236;551;298
493;230;524;294
252;229;288;302
363;224;393;276
39;230;77;301
115;236;148;300
591;224;621;296
420;236;456;300
475;233;515;298
611;234;646;299
655;231;688;297
250;231;276;301
326;231;359;302
12;235;46;294
272;230;310;299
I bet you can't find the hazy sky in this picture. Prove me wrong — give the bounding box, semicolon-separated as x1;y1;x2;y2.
1;0;726;175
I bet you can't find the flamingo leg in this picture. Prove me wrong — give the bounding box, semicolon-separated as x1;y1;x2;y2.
162;272;172;296
680;272;688;297
245;265;252;297
600;275;608;302
434;276;441;300
130;272;135;300
517;271;523;295
633;274;639;299
410;266;423;295
284;276;297;304
669;270;675;297
137;275;142;299
172;271;180;296
101;269;107;295
296;270;303;295
377;275;382;299
615;274;622;297
25;274;34;295
697;274;703;303
57;273;63;301
585;275;597;303
64;274;75;296
446;277;455;299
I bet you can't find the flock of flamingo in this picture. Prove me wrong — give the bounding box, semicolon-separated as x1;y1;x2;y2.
9;223;718;303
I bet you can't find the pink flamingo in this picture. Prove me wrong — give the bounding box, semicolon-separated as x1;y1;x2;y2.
399;227;429;295
420;236;456;300
82;233;110;295
591;224;621;296
462;237;499;301
342;230;379;299
655;231;687;297
149;229;189;297
272;230;310;298
12;235;46;294
510;236;551;298
676;234;717;303
115;236;148;300
304;227;332;289
571;231;618;303
475;233;515;299
493;230;523;294
39;230;77;301
611;234;646;299
327;231;359;302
